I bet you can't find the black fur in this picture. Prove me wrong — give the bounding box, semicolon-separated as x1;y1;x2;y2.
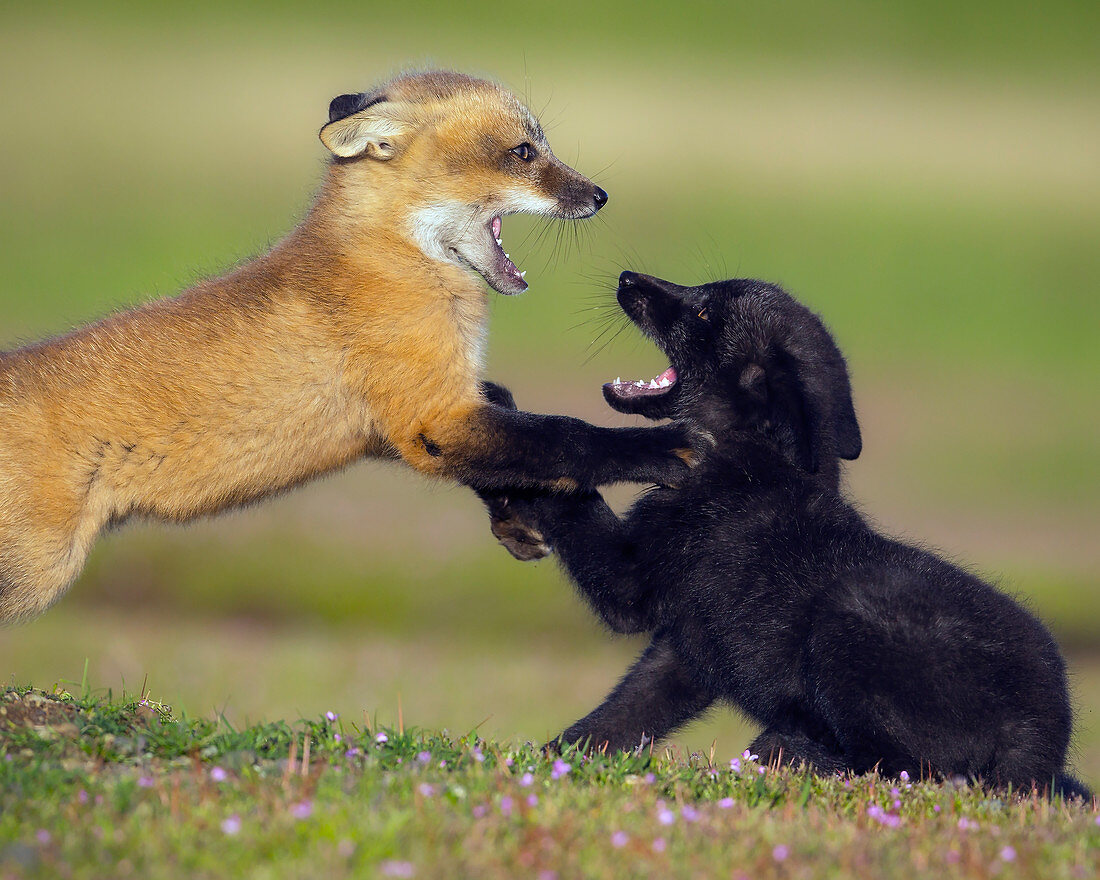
496;272;1090;799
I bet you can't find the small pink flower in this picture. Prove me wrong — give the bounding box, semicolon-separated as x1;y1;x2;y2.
644;772;656;784
681;805;699;823
743;750;759;762
899;770;910;782
729;758;741;773
472;804;488;819
551;759;571;780
379;861;415;878
611;831;629;848
500;796;514;816
138;775;154;788
772;845;789;862
418;783;435;797
416;751;431;764
221;815;242;835
526;794;538;807
210;767;227;782
325;711;338;722
658;808;675;826
375;733;389;744
35;830;50;845
471;748;485;763
652;837;667;853
718;797;735;809
933;804;941;813
77;790;89;804
291;800;313;820
1000;846;1016;862
520;772;534;787
334;734;342;743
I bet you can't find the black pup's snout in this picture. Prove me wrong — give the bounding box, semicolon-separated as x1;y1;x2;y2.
593;186;609;211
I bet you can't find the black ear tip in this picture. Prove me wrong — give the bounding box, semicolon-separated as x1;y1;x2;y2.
328;93;366;123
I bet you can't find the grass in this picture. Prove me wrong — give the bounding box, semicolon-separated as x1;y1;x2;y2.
2;686;1098;879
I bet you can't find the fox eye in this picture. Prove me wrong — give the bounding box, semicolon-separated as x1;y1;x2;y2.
697;307;710;321
510;143;536;162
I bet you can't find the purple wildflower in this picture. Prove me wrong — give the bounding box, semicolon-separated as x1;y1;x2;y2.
743;750;759;762
773;845;789;862
345;747;362;759
658;808;676;826
77;790;89;805
526;794;539;807
681;805;700;823
505;756;514;767
418;783;435;798
550;759;571;780
729;758;742;773
718;797;735;809
471;747;485;763
899;770;910;782
1000;846;1017;862
653;837;667;853
472;804;488;819
221;815;242;835
375;732;389;744
644;772;656;784
334;733;342;743
138;775;154;788
291;800;313;820
945;850;960;864
933;804;941;813
210;767;227;783
35;830;50;845
611;831;629;848
379;861;415;878
325;711;338;722
500;795;514;816
416;751;431;764
520;772;534;787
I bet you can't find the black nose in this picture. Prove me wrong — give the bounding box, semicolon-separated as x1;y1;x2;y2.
619;270;636;287
593;186;608;211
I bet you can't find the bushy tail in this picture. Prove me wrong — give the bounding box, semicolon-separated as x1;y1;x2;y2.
1054;773;1093;803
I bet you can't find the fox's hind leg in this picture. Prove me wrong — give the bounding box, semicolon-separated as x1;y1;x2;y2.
747;728;849;775
556;637;712;754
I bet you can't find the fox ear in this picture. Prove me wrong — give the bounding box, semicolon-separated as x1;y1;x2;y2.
319;97;411;160
765;342;861;471
768;352;822;474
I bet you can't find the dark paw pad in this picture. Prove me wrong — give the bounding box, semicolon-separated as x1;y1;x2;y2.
490;513;551;561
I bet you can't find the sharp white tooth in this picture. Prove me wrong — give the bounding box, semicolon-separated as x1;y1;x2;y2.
496;238;503;246
519;270;526;278
615;377;622;384
659;377;671;387
505;252;511;259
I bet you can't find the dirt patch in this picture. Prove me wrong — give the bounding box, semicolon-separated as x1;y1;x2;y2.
0;689;82;739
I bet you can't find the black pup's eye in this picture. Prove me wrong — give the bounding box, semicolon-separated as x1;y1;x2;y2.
697;307;710;321
510;143;536;162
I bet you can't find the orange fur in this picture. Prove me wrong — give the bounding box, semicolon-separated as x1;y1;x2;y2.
0;70;607;621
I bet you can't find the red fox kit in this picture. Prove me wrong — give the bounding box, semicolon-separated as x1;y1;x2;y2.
0;70;693;621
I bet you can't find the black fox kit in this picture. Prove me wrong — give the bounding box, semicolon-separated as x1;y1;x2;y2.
0;71;694;622
491;272;1089;798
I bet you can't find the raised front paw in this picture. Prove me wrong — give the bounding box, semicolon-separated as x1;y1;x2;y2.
483;494;551;561
634;422;713;488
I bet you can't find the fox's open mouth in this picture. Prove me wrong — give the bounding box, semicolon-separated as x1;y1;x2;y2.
463;215;527;295
605;366;678;402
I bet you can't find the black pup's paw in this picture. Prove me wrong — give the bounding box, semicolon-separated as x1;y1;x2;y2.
635;422;712;488
482;493;551;561
480;380;518;411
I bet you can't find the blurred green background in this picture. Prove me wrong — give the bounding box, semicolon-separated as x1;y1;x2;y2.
2;2;1098;776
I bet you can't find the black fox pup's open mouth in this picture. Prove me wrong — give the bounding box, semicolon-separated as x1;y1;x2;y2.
605;366;678;402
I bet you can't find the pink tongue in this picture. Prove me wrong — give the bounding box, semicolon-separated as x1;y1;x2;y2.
659;367;677;383
491;216;502;238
